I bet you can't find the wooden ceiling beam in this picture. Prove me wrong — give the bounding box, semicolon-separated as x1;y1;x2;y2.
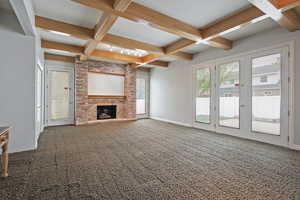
45;53;75;63
201;6;265;39
90;49;141;63
171;51;194;60
164;39;196;55
202;0;300;39
71;0;202;41
94;13;118;41
248;0;300;31
164;0;299;56
94;0;133;41
36;16;195;61
41;40;84;54
85;0;133;55
271;0;300;8
42;40;168;67
71;0;231;49
35;16;94;40
206;37;233;49
141;54;161;63
103;34;164;55
41;40;140;62
148;60;169;67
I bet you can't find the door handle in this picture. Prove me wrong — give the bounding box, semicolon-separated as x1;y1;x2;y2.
240;105;246;108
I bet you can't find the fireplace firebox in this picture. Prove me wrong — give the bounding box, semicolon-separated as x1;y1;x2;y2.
97;105;117;120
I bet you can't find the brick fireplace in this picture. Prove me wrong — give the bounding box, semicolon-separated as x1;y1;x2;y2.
75;58;136;125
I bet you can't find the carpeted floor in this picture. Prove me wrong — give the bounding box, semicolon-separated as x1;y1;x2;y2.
1;119;300;200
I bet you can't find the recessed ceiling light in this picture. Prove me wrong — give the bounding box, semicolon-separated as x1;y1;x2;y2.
49;30;71;37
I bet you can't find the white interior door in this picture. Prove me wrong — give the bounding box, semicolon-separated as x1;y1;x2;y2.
47;68;74;126
193;46;290;147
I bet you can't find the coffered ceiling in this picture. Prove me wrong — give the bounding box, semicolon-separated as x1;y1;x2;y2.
32;0;300;67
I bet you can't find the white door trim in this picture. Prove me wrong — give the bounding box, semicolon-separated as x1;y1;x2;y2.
45;64;75;126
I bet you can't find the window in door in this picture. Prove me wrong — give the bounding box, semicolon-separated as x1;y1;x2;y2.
136;78;146;115
218;61;240;128
195;68;211;123
251;53;281;135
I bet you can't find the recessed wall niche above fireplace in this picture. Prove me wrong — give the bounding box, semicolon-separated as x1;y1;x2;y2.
97;105;116;120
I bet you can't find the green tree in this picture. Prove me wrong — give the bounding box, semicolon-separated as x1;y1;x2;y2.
197;64;237;96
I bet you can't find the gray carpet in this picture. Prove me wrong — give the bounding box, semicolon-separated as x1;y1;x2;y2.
1;119;300;200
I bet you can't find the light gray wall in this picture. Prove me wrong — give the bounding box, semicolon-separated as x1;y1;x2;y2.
0;10;36;153
150;27;300;147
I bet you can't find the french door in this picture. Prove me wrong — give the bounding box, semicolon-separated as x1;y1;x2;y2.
136;72;150;118
193;46;290;147
46;67;74;126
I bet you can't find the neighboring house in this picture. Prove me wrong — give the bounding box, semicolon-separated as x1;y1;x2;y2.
220;64;281;97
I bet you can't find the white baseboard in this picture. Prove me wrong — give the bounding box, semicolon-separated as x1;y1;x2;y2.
150;117;300;151
150;117;192;128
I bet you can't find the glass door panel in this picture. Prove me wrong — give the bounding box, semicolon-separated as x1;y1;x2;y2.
195;68;211;124
251;53;281;135
218;61;240;128
47;68;74;126
136;78;146;115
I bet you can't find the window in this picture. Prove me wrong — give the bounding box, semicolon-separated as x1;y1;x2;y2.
219;61;240;128
136;78;146;114
195;68;211;123
252;54;281;135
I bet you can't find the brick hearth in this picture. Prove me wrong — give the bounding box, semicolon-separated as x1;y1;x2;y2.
75;58;136;125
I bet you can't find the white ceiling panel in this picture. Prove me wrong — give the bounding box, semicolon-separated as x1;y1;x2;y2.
224;18;278;41
182;44;211;54
109;17;180;46
135;0;250;28
32;0;102;28
38;28;87;46
158;57;177;62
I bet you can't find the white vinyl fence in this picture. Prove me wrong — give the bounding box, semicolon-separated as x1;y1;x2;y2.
196;96;280;119
136;99;146;114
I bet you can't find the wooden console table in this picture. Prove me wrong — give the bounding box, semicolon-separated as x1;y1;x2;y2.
0;127;9;177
